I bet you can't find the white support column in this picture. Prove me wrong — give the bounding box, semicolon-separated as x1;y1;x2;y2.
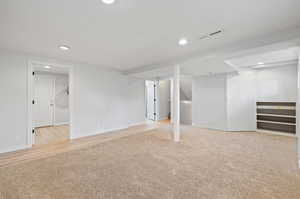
173;65;180;142
297;51;300;168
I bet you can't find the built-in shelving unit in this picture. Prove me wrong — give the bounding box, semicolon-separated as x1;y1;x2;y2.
256;102;296;134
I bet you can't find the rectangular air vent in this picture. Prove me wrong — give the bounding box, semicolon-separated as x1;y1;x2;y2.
198;30;223;41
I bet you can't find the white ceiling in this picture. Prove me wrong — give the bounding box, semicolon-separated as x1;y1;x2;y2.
226;47;299;68
181;57;235;76
1;0;300;72
131;57;235;79
131;45;300;79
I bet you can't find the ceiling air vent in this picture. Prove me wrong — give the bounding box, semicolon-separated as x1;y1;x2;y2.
198;30;223;41
209;30;222;36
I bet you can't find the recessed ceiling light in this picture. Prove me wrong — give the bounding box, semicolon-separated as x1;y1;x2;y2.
102;0;115;4
59;45;70;51
44;65;51;69
178;38;188;46
257;62;264;65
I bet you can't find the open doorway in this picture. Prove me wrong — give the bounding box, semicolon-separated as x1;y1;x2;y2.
30;63;71;146
145;80;172;124
145;77;193;125
157;79;171;124
145;80;157;121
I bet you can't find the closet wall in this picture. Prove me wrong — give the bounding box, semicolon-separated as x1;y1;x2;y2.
192;75;228;130
192;64;297;132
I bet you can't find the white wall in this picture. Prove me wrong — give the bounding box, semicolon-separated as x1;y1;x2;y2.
72;66;126;138
192;75;228;131
0;51;29;152
70;65;146;139
180;76;192;101
181;101;192;125
227;65;297;131
127;77;146;125
192;64;297;132
0;50;145;153
256;65;297;102
157;80;170;120
180;76;192;124
227;71;257;131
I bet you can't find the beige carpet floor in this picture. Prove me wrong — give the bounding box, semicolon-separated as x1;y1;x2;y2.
0;126;300;199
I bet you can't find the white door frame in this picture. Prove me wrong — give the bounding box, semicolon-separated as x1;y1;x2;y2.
297;52;300;168
27;60;74;146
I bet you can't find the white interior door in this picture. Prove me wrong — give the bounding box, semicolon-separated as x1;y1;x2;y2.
34;74;54;127
146;81;156;121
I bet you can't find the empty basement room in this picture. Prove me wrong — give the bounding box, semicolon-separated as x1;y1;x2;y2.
1;1;300;199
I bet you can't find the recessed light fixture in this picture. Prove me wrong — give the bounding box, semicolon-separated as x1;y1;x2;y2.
257;62;264;65
102;0;115;4
59;45;70;51
178;38;188;46
44;65;51;69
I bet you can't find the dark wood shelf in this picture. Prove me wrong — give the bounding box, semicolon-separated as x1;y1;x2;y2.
256;102;296;134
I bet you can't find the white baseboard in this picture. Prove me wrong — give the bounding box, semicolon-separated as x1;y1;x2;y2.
128;121;147;127
191;123;227;131
1;125;130;153
0;144;31;154
257;129;297;137
70;126;129;140
158;117;169;121
54;122;69;126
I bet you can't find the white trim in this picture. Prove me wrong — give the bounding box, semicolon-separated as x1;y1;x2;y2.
251;59;298;69
158;117;169;121
27;61;34;147
297;52;299;169
28;60;74;147
54;122;69;126
128;121;147;127
0;145;31;154
173;65;180;142
70;126;129;140
257;129;297;137
52;75;56;126
192;123;228;132
154;80;159;122
69;65;75;143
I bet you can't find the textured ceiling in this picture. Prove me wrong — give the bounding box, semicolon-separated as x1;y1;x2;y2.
0;0;300;71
